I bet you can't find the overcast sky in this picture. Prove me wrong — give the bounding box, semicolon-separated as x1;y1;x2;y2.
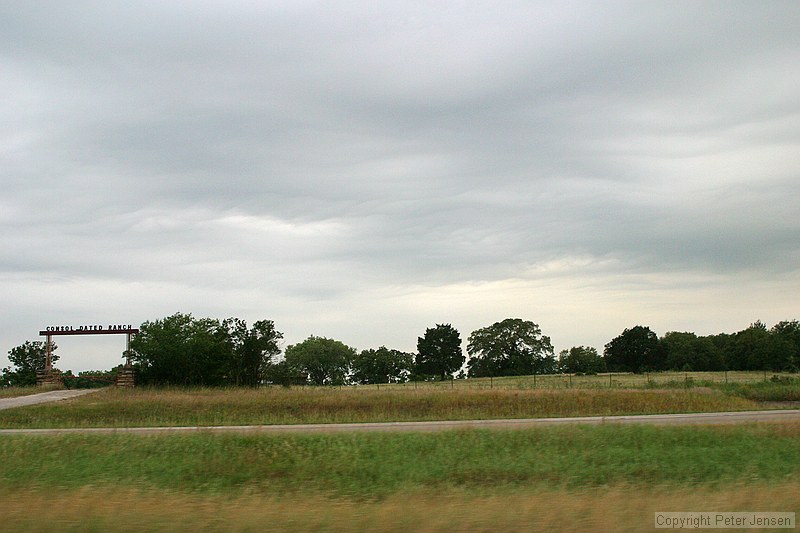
2;1;798;372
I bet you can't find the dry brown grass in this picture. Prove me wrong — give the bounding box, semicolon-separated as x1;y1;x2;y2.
0;385;763;429
0;385;60;399
2;482;798;532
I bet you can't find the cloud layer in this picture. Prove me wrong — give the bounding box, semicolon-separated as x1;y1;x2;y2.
2;1;798;371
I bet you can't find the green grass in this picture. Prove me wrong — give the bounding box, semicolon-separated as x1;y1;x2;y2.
717;380;800;402
0;386;762;429
365;371;794;390
2;424;799;498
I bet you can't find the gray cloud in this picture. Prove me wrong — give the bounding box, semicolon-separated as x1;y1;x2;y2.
2;1;799;370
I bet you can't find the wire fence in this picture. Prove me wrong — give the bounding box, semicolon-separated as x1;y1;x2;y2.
356;371;795;391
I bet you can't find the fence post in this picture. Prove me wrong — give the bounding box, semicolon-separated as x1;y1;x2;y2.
609;373;612;388
725;371;728;384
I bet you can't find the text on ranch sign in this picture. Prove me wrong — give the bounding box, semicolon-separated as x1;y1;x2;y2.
40;325;139;335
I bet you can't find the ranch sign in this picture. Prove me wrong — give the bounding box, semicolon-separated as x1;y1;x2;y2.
40;324;138;335
38;323;139;378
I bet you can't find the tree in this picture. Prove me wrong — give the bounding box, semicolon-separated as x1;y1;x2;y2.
728;321;771;371
130;313;282;386
263;359;307;387
2;340;59;387
558;346;605;374
466;318;555;377
130;313;230;385
223;318;283;386
603;326;664;373
661;331;724;371
284;336;355;385
352;346;414;384
416;324;464;381
770;320;800;372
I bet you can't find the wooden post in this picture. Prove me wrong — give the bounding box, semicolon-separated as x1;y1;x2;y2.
125;332;132;367
45;335;53;371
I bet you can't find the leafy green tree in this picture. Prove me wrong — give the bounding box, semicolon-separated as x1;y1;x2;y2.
770;320;800;371
728;321;772;371
352;346;414;384
130;313;281;386
284;336;356;385
557;346;605;374
708;332;734;367
416;324;464;381
62;368;117;389
130;313;230;385
661;331;725;371
223;318;283;386
603;326;664;373
467;318;555;377
2;340;59;387
263;359;307;386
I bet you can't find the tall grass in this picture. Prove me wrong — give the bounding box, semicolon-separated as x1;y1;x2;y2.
0;385;60;398
2;482;798;533
717;376;800;402
0;386;761;428
2;424;799;497
366;371;793;390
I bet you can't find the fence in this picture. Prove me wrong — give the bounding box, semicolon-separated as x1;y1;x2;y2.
358;371;793;391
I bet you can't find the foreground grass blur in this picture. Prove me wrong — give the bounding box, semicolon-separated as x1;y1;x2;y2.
2;482;798;533
2;424;799;496
1;424;799;532
0;386;763;428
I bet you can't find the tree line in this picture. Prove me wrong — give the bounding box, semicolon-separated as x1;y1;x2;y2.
3;314;798;387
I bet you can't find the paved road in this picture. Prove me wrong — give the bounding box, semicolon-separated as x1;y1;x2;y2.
1;408;799;436
0;389;100;411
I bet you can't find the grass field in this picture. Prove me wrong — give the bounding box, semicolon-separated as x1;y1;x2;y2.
361;371;793;390
1;375;798;531
0;385;765;429
3;483;798;533
1;424;799;531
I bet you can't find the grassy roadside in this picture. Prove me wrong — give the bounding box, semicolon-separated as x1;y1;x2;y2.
2;424;799;496
3;483;798;533
0;386;763;428
1;424;799;532
0;385;60;398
